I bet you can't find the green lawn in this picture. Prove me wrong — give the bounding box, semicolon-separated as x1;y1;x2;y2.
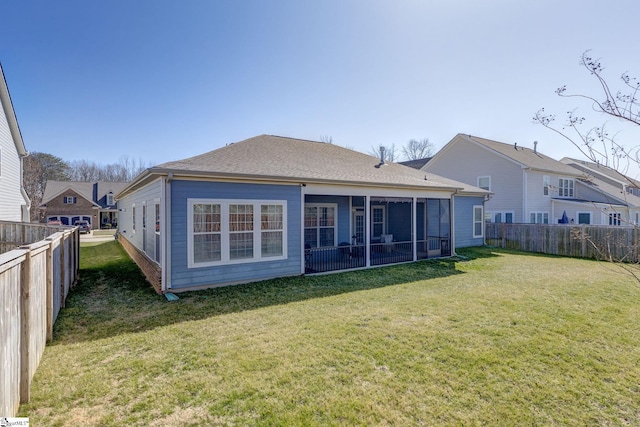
19;242;640;426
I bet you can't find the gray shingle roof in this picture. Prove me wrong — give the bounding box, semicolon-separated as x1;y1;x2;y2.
41;181;128;206
150;135;487;194
465;135;581;176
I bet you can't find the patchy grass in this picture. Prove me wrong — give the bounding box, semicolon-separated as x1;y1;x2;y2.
19;242;640;426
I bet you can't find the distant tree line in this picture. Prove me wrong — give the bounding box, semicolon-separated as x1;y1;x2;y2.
23;152;151;221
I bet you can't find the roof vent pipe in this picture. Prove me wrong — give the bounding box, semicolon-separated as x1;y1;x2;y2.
534;141;538;154
379;146;386;165
514;142;518;150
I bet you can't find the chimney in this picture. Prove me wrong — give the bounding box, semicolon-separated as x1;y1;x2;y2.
534;141;538;154
379;146;386;165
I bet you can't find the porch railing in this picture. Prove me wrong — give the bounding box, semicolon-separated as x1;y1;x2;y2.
305;237;451;274
305;244;366;273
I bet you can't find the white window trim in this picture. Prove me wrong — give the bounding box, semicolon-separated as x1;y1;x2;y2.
530;211;549;224
107;192;114;206
558;177;575;198
477;176;491;191
576;211;591;225
473;205;484;238
188;198;288;268
304;203;338;248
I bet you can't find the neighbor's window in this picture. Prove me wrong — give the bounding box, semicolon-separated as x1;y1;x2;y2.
530;212;549;224
558;178;574;198
491;211;514;223
577;212;591;225
543;175;550;196
304;204;337;248
107;192;114;206
64;196;77;204
473;205;484;238
188;199;287;267
609;212;622;226
478;176;491;191
132;206;136;232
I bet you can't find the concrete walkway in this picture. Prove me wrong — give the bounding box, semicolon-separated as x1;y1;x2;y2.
80;231;117;243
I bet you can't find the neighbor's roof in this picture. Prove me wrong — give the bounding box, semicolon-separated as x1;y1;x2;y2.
458;134;581;176
562;157;640;188
121;135;489;197
399;157;431;170
41;181;129;206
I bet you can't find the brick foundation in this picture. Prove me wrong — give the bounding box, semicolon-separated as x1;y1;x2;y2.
117;233;163;294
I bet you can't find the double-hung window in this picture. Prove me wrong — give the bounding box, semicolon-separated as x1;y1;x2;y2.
304;204;336;248
188;199;287;267
64;196;77;204
473;205;484;238
488;211;514;223
530;211;549;224
609;212;622;226
477;176;491;191
558;178;574;198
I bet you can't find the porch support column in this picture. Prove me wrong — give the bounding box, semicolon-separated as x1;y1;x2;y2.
412;197;417;261
365;195;371;267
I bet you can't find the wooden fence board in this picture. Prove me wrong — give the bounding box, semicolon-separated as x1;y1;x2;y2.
486;223;638;261
0;222;79;416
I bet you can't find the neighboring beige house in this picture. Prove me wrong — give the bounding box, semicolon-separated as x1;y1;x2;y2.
0;63;30;222
423;134;636;225
40;181;128;228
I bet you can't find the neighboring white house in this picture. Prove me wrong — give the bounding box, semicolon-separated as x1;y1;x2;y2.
422;134;635;226
0;63;30;222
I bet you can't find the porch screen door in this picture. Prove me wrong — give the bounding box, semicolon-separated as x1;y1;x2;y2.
352;210;364;245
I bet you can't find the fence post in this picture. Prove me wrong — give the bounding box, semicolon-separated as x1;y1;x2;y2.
46;240;54;342
60;234;66;307
581;224;587;258
20;250;31;403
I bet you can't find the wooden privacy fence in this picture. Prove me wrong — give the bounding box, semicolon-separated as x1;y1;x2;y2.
0;224;79;417
486;223;639;261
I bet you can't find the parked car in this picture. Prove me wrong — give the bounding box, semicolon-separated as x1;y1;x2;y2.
47;220;63;226
74;220;91;234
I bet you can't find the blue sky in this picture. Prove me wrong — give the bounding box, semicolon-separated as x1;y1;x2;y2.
2;0;639;174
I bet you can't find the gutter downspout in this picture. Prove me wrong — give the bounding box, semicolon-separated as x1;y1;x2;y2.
19;151;31;222
522;169;528;222
300;184;306;274
451;191;457;256
162;173;172;293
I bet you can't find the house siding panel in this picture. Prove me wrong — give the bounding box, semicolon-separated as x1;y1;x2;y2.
0;102;25;222
424;136;525;222
118;179;162;262
454;195;485;247
169;180;301;290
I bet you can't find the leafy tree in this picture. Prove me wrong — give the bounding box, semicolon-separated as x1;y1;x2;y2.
23;152;70;221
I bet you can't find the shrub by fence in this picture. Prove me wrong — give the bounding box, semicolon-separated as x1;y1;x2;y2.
486;223;639;261
0;223;79;417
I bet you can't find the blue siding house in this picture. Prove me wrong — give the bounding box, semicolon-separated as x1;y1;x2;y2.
116;135;488;294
